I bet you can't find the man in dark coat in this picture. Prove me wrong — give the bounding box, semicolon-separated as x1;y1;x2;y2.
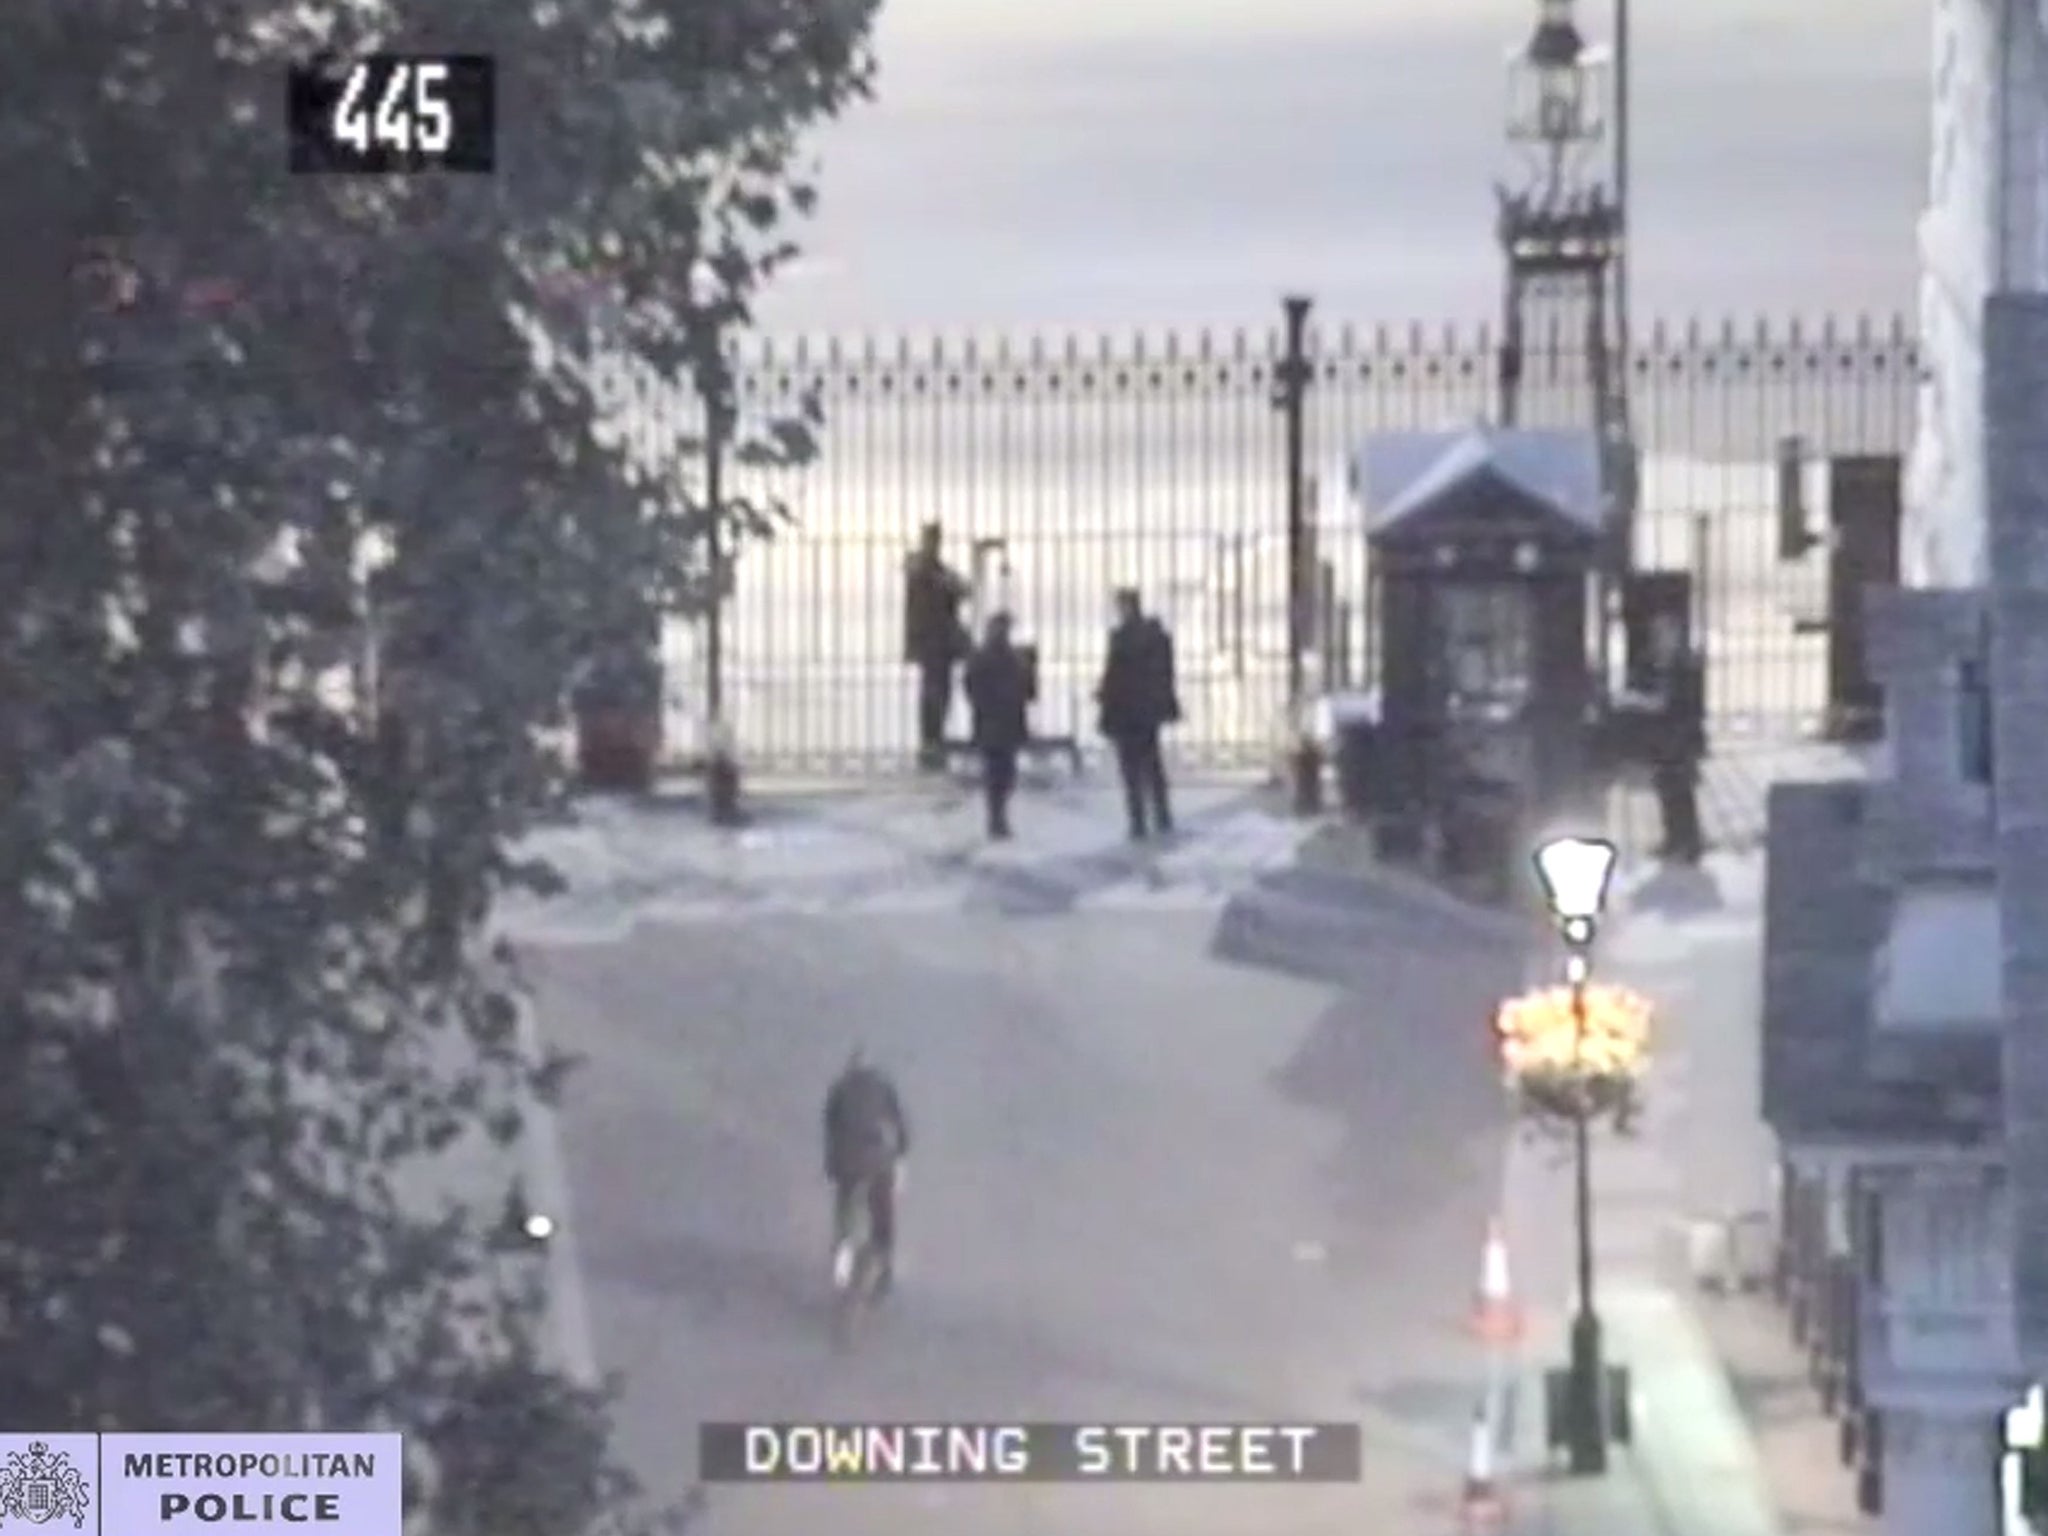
964;612;1032;840
1096;587;1181;839
823;1047;910;1294
1647;617;1706;864
903;522;969;770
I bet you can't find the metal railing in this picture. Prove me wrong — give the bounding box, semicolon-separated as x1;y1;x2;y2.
628;311;1918;773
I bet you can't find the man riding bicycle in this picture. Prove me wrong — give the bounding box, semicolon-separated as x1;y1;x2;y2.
823;1048;910;1295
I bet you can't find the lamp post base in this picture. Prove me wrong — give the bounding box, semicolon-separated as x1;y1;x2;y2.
1290;740;1324;817
706;748;743;827
1566;1309;1608;1475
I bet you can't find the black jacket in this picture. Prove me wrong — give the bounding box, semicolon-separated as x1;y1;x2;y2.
1655;653;1707;765
903;553;968;666
824;1065;909;1183
964;638;1033;751
1096;615;1180;739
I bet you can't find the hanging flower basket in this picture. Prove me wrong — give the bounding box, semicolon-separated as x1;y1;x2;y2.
1493;982;1654;1133
1514;1066;1641;1128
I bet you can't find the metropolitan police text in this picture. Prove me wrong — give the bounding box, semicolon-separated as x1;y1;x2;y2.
123;1452;377;1479
738;1423;1328;1479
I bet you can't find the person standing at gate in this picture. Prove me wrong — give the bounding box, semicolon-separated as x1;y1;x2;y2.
1096;587;1181;840
964;612;1031;840
903;522;970;770
1647;616;1706;864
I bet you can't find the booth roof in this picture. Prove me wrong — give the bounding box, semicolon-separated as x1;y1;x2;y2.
1351;424;1605;536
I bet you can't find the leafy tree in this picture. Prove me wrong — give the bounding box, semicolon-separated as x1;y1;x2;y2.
0;0;877;1528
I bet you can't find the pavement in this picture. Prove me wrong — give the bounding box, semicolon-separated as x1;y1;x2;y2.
1696;1289;1874;1536
496;773;1530;1534
1608;736;1876;863
500;773;1306;937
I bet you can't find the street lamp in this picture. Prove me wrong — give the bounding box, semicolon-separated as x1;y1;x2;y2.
1533;833;1616;946
687;259;731;727
1612;0;1630;384
688;258;743;826
1531;832;1619;1474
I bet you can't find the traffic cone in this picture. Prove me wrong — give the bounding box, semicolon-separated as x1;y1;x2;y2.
1470;1217;1524;1344
1459;1406;1507;1532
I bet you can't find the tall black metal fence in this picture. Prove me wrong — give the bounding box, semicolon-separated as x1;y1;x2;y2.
630;311;1917;773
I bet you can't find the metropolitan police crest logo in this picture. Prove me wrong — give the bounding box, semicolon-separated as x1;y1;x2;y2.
0;1442;90;1528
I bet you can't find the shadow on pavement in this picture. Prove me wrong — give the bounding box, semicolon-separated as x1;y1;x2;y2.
1275;976;1514;1267
1231;865;1530;1263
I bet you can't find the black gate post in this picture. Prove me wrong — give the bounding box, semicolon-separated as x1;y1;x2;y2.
1824;454;1902;742
704;376;728;728
696;270;743;824
1277;295;1313;716
1275;295;1319;812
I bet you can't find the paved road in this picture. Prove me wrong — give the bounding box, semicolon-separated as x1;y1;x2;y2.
518;865;1526;1534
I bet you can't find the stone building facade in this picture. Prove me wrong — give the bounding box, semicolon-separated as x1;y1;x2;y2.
1906;0;2048;587
1760;2;2048;1529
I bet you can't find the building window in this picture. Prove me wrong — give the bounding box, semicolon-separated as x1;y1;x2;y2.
1958;655;1993;783
1858;1181;1884;1287
1431;584;1533;718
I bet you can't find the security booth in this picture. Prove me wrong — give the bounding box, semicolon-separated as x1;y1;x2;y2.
1351;425;1609;893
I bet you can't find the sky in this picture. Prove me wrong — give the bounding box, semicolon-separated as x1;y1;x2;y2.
757;0;1933;333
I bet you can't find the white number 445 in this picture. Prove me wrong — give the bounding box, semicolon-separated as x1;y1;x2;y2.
333;61;453;156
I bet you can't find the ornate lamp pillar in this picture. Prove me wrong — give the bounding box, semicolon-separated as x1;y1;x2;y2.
1503;835;1648;1476
688;258;745;826
1860;1160;2019;1536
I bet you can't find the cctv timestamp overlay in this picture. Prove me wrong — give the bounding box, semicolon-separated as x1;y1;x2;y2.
286;52;496;174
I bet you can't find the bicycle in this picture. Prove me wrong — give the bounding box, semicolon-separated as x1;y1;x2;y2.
829;1165;899;1349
